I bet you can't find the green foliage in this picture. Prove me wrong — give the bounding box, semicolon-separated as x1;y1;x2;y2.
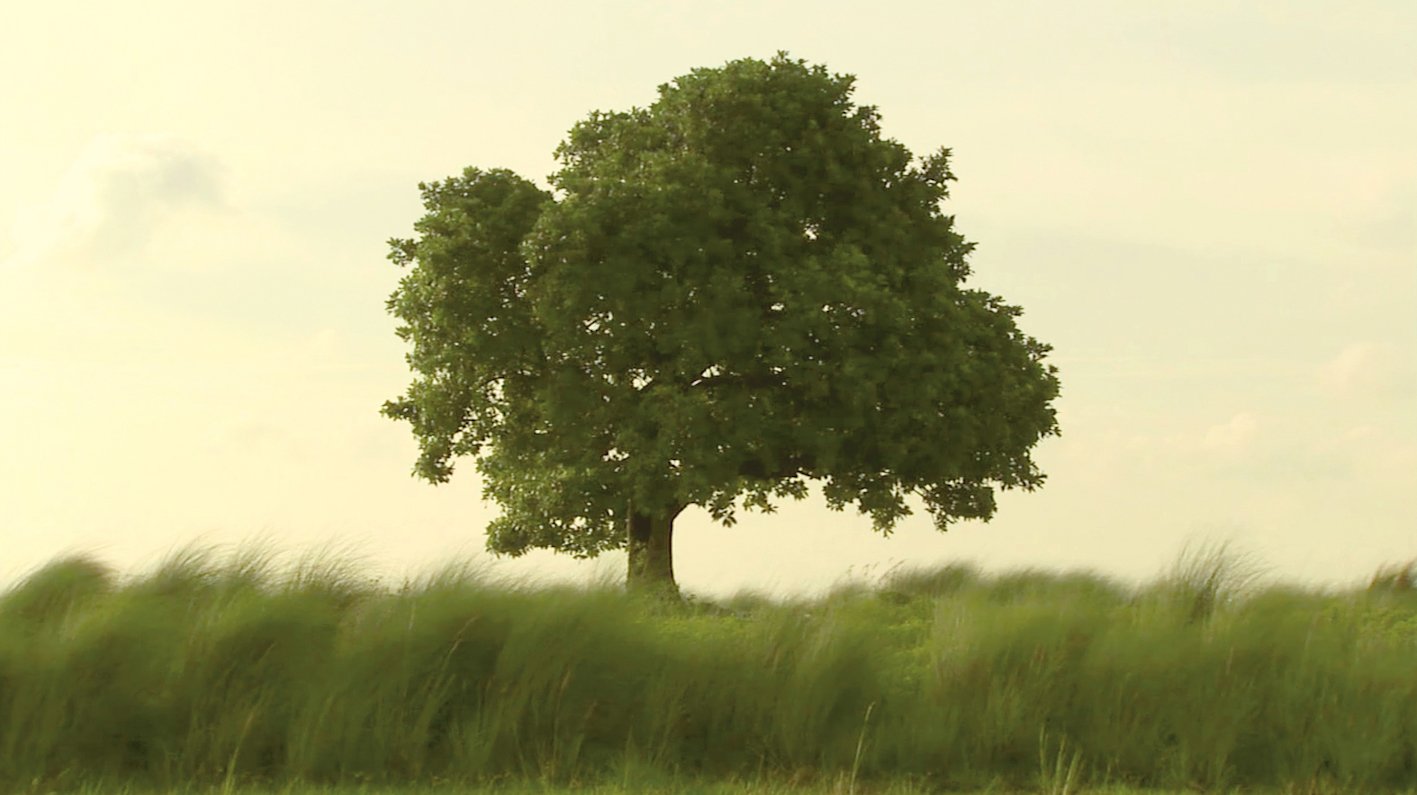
1369;560;1417;598
382;53;1061;566
1151;539;1268;625
7;544;1417;794
0;555;115;627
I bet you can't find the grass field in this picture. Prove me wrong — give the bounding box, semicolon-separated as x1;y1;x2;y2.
6;779;1375;794
20;777;1414;795
2;541;1415;795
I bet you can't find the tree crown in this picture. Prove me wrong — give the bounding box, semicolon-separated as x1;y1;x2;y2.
385;53;1061;558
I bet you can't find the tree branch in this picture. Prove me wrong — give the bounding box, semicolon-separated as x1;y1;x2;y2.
737;452;815;482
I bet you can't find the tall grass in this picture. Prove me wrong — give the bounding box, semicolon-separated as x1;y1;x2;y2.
1;541;1415;793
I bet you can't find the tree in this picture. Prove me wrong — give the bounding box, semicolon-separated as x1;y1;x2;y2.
383;53;1061;597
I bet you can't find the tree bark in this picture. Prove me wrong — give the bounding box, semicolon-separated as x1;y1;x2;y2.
626;503;681;598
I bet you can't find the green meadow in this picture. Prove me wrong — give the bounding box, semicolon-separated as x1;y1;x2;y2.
2;543;1415;795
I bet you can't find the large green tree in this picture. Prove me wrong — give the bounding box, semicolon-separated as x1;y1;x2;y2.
384;53;1061;596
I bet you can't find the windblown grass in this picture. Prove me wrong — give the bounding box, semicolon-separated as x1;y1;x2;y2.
1;540;1415;794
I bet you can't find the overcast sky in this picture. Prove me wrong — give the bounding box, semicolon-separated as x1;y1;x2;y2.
2;1;1413;598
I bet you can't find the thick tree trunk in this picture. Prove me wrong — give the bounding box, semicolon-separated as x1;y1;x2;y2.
626;504;680;598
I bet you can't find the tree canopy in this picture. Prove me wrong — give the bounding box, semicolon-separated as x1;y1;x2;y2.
384;53;1061;594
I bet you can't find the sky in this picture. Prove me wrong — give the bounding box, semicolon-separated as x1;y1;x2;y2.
2;1;1414;599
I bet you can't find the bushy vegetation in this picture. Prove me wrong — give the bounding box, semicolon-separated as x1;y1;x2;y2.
2;543;1415;794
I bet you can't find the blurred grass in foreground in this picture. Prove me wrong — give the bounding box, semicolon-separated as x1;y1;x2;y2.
1;541;1415;794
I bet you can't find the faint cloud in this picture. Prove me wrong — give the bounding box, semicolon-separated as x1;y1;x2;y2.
1304;423;1417;482
1351;176;1417;255
205;416;305;462
1202;412;1259;452
1364;205;1416;256
4;133;224;270
299;327;354;373
1339;424;1377;445
1319;342;1411;399
276;327;376;376
1073;410;1265;482
1139;6;1417;85
309;328;342;357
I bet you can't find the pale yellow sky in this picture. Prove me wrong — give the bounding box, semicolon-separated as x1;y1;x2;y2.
2;1;1414;597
